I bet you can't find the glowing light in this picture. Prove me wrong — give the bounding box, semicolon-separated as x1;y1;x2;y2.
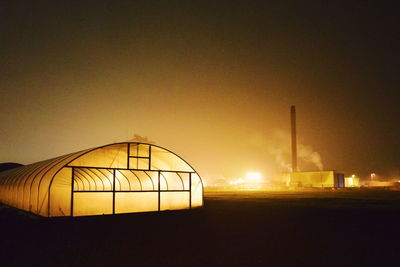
348;177;354;186
246;172;262;183
345;174;360;187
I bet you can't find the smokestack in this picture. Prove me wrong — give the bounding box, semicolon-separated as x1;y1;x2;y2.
291;105;298;172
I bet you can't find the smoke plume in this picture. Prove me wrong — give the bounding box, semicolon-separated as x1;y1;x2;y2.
128;134;155;144
267;129;323;171
297;144;323;170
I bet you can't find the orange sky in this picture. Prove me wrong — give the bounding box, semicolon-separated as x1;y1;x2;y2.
1;1;399;181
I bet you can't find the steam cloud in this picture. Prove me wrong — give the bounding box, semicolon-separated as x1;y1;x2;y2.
298;143;323;170
128;134;155;144
267;129;323;171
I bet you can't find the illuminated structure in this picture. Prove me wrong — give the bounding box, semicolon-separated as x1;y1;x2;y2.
344;175;360;187
0;143;203;217
285;106;345;188
282;171;345;188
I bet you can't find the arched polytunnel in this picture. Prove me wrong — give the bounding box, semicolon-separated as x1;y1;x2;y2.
0;143;203;217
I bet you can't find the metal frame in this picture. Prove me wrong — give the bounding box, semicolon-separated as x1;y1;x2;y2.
68;143;196;216
0;142;204;217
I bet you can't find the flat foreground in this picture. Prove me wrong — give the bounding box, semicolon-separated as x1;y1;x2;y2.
1;190;400;266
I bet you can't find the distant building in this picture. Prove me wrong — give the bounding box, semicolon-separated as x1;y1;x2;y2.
281;171;345;188
344;175;360;187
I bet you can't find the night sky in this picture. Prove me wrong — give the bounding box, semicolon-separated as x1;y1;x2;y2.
1;1;399;182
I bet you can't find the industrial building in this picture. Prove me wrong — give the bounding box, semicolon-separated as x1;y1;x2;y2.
284;106;345;188
0;142;203;217
282;171;345;188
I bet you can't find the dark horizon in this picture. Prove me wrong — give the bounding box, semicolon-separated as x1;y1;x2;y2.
1;1;399;181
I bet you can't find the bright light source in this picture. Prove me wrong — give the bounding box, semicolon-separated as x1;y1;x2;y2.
246;172;262;183
348;177;354;186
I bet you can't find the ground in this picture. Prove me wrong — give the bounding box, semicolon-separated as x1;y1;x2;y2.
1;190;400;266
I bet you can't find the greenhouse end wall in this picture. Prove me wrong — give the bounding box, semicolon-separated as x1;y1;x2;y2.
0;143;204;217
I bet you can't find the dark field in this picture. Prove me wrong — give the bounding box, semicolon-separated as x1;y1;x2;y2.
1;190;400;266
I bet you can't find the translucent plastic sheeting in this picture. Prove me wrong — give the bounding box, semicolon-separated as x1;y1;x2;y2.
139;144;150;157
117;170;142;190
150;146;193;172
129;171;157;191
129;144;150;169
129;143;150;157
138;158;150;170
129;158;138;169
73;168;113;191
49;167;72;216
160;172;188;190
68;144;128;169
74;168;112;191
73;192;113;216
36;152;88;216
0;142;203;217
115;192;158;213
160;192;190;211
0;149;90;216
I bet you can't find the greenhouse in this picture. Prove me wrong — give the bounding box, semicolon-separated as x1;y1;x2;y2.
0;143;203;217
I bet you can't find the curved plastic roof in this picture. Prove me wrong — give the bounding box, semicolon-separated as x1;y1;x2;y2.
0;142;203;217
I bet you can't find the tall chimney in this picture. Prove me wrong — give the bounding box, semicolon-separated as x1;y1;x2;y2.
291;105;298;172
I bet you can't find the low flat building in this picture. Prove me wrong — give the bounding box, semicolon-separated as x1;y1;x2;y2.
281;171;345;188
